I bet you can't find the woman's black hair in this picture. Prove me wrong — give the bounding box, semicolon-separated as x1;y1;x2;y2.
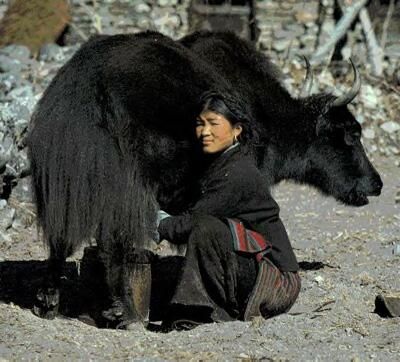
197;90;258;146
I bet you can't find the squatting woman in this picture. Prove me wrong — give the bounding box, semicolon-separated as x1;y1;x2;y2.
157;91;300;330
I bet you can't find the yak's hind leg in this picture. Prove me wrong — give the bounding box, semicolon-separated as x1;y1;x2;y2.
98;238;153;329
33;242;68;319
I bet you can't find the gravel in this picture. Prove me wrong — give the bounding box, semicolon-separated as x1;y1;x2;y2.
0;155;399;360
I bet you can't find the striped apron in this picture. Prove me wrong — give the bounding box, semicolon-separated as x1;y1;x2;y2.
227;218;301;320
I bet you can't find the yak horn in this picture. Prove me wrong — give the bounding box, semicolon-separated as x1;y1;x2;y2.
331;58;361;107
298;56;313;98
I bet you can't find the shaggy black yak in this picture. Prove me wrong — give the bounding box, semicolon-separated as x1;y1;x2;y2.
27;31;382;328
181;31;382;205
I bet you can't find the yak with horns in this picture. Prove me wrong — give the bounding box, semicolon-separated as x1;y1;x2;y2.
27;30;382;328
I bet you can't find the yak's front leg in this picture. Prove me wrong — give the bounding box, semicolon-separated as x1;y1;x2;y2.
99;244;153;329
120;249;153;329
33;244;65;319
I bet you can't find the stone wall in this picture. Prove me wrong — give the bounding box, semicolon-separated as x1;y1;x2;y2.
256;0;329;60
256;0;400;68
1;0;399;64
65;0;191;42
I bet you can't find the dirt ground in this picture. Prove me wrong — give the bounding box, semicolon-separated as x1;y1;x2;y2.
0;154;399;361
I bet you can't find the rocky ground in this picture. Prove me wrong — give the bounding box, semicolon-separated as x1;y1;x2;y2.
0;154;399;360
0;14;400;361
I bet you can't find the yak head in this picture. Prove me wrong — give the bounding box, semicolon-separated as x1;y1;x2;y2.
297;59;382;206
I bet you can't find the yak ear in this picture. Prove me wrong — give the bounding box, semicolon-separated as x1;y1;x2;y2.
344;130;360;146
315;106;333;136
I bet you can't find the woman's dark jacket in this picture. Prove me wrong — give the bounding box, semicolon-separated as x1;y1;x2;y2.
158;145;299;272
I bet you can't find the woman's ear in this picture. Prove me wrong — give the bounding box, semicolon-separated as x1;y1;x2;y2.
234;124;243;137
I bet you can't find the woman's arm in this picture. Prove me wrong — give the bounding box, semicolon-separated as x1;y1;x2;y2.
158;160;278;243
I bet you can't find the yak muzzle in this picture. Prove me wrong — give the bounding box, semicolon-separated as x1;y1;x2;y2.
359;174;383;197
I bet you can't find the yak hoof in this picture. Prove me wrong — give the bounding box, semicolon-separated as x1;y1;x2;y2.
102;300;148;329
102;301;125;322
32;287;60;319
116;320;140;330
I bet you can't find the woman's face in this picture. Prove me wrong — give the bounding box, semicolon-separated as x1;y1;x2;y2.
196;110;242;154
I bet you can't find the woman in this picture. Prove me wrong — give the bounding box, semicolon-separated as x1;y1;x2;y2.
157;91;300;330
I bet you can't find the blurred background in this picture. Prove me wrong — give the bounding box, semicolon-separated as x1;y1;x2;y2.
0;0;399;234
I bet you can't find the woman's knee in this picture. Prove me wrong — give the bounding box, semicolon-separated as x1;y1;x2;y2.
189;215;232;249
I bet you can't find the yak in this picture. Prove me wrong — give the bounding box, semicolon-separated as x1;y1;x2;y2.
27;30;382;328
181;31;383;205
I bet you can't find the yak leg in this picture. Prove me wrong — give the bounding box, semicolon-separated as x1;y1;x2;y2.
97;243;125;326
98;242;153;329
33;243;65;319
120;249;153;329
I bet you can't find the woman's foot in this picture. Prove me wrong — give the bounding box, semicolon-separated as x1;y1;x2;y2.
161;304;213;332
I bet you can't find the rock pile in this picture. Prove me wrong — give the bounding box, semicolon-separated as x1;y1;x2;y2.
66;0;191;43
0;42;80;240
256;0;400;82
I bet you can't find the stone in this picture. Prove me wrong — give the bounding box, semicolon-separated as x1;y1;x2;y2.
363;128;375;139
136;16;152;29
0;44;31;61
152;10;181;34
0;102;30;123
283;23;304;33
295;10;318;24
380;121;400;134
59;45;80;63
360;85;380;108
11;92;36;114
14;119;29;146
274;28;297;40
8;85;34;102
38;43;65;63
272;39;292;52
10;177;31;203
358;271;374;286
0;151;8;170
0;73;22;95
0;206;15;230
314;275;324;284
385;44;400;58
158;0;178;7
375;294;400;318
0;198;7;209
0;135;13;155
135;3;151;13
356;114;365;124
0;54;22;74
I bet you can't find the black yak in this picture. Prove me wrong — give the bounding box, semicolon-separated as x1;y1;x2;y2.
181;31;382;206
27;30;382;328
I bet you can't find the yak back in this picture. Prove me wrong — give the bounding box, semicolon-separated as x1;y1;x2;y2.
28;31;229;256
180;31;311;146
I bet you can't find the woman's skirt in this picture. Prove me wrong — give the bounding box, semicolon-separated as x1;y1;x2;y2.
167;215;301;322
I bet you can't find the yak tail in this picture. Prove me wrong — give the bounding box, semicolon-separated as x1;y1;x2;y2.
27;80;157;260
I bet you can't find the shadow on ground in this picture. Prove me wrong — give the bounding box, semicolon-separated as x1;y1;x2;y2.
0;248;329;327
0;249;185;326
